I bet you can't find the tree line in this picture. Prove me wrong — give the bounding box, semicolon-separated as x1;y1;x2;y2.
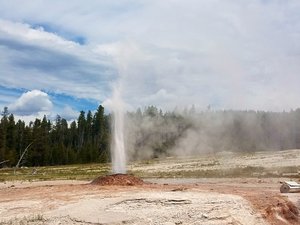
0;105;110;167
1;105;300;167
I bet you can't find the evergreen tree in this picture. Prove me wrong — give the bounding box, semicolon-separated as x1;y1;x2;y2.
93;105;109;162
69;120;78;150
0;107;9;162
5;114;16;165
15;120;25;160
0;121;5;161
77;111;86;149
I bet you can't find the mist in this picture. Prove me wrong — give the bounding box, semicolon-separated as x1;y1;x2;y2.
123;107;300;161
104;41;300;163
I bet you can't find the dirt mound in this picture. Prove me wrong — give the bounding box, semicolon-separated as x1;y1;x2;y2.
91;174;145;186
264;197;299;225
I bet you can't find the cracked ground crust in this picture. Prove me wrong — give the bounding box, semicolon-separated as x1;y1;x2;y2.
0;179;284;225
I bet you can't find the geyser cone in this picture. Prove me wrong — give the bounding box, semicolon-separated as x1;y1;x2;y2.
91;174;144;186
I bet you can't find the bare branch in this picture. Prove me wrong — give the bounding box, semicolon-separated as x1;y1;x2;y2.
0;160;9;165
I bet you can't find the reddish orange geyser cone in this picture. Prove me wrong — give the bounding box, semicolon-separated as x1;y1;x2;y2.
91;173;144;186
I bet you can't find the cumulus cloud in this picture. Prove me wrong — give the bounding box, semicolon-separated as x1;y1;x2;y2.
9;90;53;116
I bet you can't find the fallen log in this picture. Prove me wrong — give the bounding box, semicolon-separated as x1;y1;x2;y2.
280;181;300;193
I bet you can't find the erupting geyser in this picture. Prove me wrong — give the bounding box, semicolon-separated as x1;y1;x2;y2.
110;85;126;174
92;45;148;186
91;86;146;185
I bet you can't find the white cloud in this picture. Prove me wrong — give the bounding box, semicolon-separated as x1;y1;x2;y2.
0;19;76;48
60;105;79;121
0;19;114;102
9;90;53;116
0;0;300;112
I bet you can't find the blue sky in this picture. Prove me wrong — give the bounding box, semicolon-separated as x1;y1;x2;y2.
0;0;300;122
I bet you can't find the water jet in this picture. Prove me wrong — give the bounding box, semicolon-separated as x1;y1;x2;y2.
92;84;145;185
110;86;126;174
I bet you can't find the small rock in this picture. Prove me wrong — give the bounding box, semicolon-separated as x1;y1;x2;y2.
171;187;187;192
202;213;208;219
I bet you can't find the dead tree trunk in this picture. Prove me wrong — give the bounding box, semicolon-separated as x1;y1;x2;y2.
14;142;34;174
